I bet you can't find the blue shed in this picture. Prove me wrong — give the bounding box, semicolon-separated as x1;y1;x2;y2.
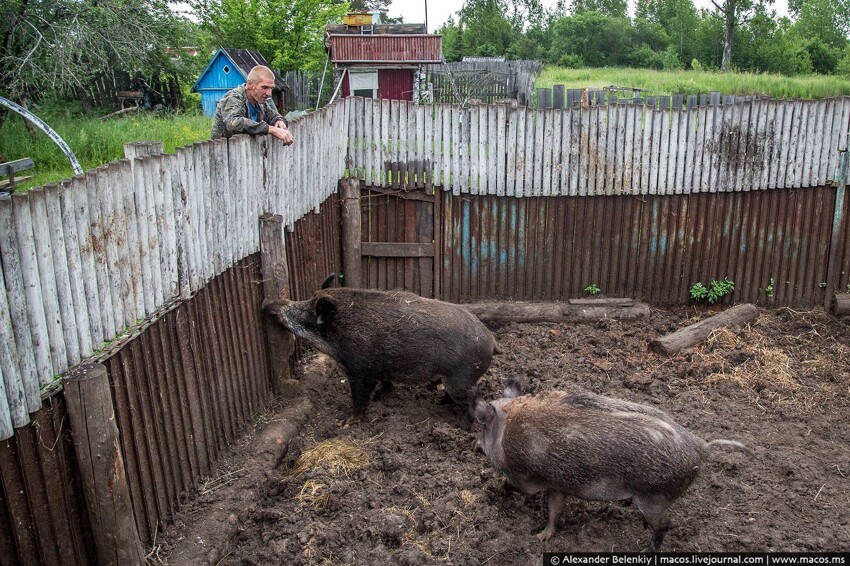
191;48;286;117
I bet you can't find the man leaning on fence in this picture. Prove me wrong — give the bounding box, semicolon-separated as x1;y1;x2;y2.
211;65;294;145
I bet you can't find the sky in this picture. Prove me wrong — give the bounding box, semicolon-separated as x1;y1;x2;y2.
385;0;790;33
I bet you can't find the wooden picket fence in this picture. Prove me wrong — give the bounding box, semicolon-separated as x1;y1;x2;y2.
1;94;849;440
344;96;850;196
0;101;347;440
427;60;542;106
536;86;766;109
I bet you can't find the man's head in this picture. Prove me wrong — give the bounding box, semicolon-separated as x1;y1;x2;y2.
245;65;275;106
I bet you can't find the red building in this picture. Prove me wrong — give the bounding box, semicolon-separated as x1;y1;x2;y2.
325;19;442;102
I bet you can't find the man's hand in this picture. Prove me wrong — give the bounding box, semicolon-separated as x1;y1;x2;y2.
269;124;294;146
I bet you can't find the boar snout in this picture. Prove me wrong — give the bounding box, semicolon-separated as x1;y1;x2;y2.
262;299;289;318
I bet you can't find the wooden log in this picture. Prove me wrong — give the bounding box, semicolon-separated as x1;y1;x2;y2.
650;303;760;356
339;178;362;288
260;213;293;394
463;298;650;323
63;363;145;565
833;293;850;316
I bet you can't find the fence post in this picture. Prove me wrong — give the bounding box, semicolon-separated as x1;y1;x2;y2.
826;150;848;309
260;213;293;394
552;85;565;109
63;363;145;566
123;141;164;160
340;178;362;289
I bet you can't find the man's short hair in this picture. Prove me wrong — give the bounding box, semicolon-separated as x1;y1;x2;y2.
247;65;275;84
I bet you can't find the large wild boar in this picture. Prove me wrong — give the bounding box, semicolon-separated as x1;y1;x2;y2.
473;380;747;551
264;275;498;422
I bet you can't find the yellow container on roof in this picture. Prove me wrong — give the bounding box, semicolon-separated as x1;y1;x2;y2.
343;12;373;26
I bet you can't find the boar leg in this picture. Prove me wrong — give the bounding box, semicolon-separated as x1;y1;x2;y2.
633;493;672;552
536;491;565;542
349;374;379;415
370;379;394;402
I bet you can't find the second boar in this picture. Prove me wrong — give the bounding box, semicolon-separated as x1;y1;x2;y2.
474;381;747;550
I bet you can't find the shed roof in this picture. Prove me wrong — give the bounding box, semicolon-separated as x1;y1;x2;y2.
191;48;285;92
326;35;442;64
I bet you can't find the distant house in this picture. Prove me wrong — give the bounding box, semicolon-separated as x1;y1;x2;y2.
191;48;286;117
325;16;442;103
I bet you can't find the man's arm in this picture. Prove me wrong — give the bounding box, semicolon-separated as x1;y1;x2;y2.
263;101;287;129
219;95;270;136
263;101;294;145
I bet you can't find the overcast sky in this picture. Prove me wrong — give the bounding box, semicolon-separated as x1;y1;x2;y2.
385;0;790;33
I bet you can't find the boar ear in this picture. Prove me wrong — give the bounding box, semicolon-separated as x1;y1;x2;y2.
315;296;337;325
320;273;337;289
473;399;496;426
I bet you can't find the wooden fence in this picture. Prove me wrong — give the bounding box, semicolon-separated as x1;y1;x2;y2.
282;70;326;111
0;101;346;440
427;59;541;106
344;96;850;196
536;86;765;109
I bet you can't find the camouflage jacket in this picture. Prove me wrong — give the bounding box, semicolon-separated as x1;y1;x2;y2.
210;84;286;139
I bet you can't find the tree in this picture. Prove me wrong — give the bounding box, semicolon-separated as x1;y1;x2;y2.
571;0;628;18
456;0;517;56
1;0;183;102
636;0;698;65
790;0;850;50
709;0;772;71
549;12;632;66
190;0;348;71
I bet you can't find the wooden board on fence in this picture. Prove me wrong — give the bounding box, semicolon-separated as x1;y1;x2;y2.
360;185;437;297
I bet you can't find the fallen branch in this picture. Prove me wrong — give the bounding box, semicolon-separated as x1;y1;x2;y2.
100;105;141;120
463;298;650;323
650;303;760;356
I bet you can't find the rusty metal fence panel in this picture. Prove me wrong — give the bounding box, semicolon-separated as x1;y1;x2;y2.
439;188;844;308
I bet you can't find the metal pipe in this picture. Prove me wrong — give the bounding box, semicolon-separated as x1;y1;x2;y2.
0;96;84;176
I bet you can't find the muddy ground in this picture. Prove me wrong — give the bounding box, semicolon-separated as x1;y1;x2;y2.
157;305;850;564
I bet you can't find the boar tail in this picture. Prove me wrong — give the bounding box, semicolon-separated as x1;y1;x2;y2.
706;439;752;456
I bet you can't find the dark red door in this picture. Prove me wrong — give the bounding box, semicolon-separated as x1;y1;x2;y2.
378;69;413;101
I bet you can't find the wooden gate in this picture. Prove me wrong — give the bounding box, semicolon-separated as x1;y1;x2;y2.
359;185;441;298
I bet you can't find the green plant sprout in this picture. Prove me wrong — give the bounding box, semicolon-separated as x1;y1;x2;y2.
584;284;601;296
763;277;775;297
690;278;735;304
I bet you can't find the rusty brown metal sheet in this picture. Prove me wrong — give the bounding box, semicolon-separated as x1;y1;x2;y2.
286;193;342;300
0;397;96;566
98;255;272;544
437;187;839;307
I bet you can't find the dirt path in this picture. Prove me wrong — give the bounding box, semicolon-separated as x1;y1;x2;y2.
156;306;850;564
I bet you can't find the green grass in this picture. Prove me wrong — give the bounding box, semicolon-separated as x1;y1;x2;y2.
537;66;850;100
0;103;211;190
